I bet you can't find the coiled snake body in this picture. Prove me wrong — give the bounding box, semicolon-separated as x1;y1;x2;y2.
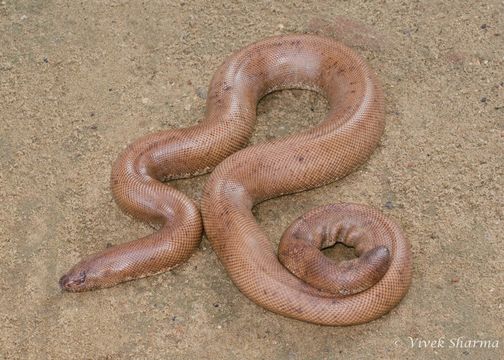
60;35;412;325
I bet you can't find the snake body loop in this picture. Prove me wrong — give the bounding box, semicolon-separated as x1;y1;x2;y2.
60;35;412;325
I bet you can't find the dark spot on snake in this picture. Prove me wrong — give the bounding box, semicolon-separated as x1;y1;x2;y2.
294;307;304;314
219;209;230;217
296;155;304;162
224;85;232;91
329;60;339;68
292;229;304;240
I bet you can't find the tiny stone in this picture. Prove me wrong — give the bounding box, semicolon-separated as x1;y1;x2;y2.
196;87;207;99
384;200;394;209
480;97;487;103
0;62;13;70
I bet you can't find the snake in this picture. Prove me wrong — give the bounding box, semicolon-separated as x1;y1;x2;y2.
59;34;412;325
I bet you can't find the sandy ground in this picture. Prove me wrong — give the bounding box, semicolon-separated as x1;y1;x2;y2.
1;0;503;359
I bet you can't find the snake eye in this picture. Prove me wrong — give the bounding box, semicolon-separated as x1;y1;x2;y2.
74;271;87;285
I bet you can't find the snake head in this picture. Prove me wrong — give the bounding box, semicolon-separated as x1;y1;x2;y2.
59;270;88;292
59;244;143;291
59;259;104;292
59;255;116;292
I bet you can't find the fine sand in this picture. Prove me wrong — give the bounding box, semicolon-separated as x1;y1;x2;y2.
1;1;502;359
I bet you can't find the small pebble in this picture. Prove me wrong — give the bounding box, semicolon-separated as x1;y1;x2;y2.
196;87;207;99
